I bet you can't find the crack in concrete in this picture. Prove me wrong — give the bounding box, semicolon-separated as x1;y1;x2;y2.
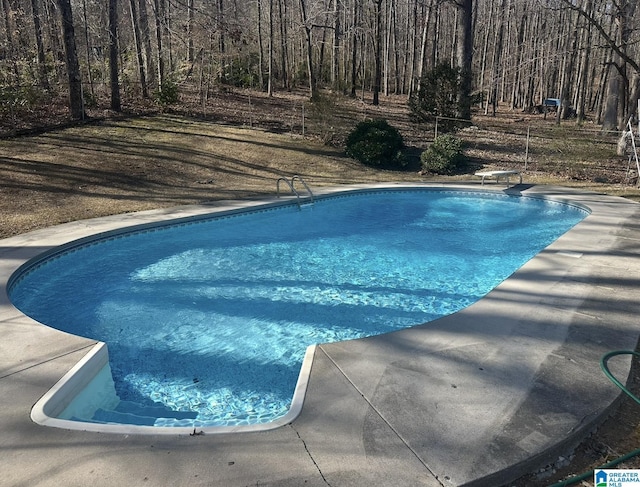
289;424;332;486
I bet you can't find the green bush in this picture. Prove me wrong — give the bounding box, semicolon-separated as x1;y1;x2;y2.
409;64;459;119
421;135;466;174
408;63;465;132
221;53;260;88
83;90;98;109
308;91;339;144
345;119;405;169
155;79;179;105
0;85;45;109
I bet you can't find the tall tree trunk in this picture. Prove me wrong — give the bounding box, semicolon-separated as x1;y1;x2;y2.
137;0;154;87
391;0;400;94
129;0;148;97
431;2;440;66
556;8;580;124
331;0;340;89
187;0;194;64
372;0;383;105
350;0;359;97
487;0;505;116
165;0;173;72
383;0;392;95
478;0;494;106
81;0;94;96
319;3;329;84
455;0;473;120
153;0;165;88
217;0;225;82
596;45;613;124
406;0;418;95
278;0;289;89
257;0;264;89
524;8;542;108
30;0;49;89
417;0;434;92
57;0;84;119
44;0;64;82
218;0;225;54
109;0;121;111
603;64;622;130
2;0;20;82
628;73;640;122
299;0;317;99
510;8;526;110
575;0;593;124
267;0;273;95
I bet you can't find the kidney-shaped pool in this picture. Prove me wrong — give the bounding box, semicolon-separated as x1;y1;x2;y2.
9;188;587;432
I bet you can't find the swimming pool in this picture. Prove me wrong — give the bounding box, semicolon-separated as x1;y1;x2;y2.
9;187;587;432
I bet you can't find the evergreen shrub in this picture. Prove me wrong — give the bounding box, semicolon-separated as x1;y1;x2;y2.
155;79;179;105
345;119;406;169
420;135;466;174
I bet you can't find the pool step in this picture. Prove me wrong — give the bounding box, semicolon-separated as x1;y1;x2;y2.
87;401;198;426
90;408;157;426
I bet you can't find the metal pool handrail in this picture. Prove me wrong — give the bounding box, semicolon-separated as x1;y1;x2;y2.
276;175;314;208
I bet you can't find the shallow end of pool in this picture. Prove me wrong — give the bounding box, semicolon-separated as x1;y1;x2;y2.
31;342;317;435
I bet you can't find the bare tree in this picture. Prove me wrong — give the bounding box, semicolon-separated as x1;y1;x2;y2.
277;0;289;89
30;0;49;89
454;0;473;119
350;0;360;97
153;0;166;88
372;0;383;105
2;0;20;82
57;0;84;119
486;0;506;116
416;0;435;94
299;0;317;98
331;0;340;89
134;0;154;87
129;0;148;97
257;0;264;89
267;0;274;95
108;0;121;110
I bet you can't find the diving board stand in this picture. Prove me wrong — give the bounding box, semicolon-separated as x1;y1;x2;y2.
475;170;522;188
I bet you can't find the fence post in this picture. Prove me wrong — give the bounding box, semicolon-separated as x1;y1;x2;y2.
525;125;530;171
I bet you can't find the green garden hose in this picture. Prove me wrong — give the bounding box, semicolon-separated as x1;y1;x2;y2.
546;350;640;487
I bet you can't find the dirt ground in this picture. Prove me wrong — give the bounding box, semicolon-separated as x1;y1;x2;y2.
1;87;640;486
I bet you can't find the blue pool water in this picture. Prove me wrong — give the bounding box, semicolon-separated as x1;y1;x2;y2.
9;189;587;427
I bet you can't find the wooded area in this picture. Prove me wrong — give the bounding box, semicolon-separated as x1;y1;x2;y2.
1;0;640;131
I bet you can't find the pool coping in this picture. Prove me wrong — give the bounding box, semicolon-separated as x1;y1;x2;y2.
1;182;640;487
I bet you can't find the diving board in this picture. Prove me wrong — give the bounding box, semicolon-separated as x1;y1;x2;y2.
475;170;522;188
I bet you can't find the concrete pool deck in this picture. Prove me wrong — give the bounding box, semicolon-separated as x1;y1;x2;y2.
1;182;639;487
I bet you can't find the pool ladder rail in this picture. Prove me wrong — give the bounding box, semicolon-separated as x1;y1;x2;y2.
276;175;314;208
